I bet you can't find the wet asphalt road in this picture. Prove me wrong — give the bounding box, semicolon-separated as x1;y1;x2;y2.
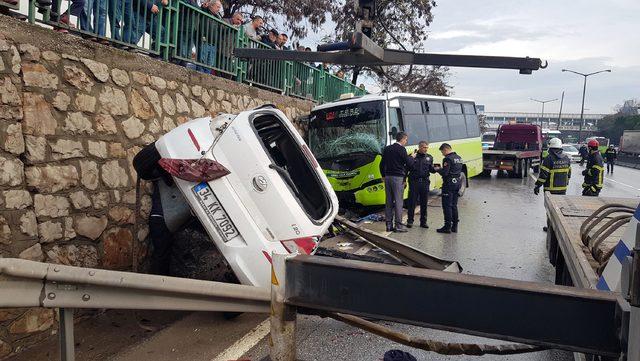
242;163;640;361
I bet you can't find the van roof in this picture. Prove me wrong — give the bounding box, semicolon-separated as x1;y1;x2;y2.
312;92;475;111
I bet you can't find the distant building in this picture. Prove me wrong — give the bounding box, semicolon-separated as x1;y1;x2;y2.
475;104;485;114
482;111;609;142
483;112;606;131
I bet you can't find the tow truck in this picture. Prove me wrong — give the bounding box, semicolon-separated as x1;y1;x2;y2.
481;123;543;178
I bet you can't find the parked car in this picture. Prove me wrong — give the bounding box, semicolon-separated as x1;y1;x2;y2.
481;131;496;150
134;105;339;288
562;144;581;162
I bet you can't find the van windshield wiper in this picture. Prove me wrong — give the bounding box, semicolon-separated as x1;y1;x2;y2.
269;164;302;198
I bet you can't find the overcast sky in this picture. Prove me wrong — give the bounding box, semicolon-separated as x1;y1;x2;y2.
307;0;639;114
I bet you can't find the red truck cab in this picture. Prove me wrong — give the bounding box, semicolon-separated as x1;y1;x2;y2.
482;124;542;178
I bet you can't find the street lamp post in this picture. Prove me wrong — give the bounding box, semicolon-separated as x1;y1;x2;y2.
530;98;558;129
562;68;611;142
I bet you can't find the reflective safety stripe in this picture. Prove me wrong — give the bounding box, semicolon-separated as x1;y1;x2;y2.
540;165;551;173
593;165;605;171
537;178;547;182
548;167;570;191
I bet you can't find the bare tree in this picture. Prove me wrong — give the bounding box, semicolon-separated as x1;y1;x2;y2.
225;0;449;94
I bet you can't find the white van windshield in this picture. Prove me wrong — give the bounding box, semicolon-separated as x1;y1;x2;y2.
308;101;386;160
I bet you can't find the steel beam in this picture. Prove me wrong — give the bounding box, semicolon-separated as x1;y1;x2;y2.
334;216;460;272
0;259;270;313
284;255;623;357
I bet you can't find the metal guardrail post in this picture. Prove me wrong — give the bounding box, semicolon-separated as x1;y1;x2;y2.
270;254;296;361
59;308;75;361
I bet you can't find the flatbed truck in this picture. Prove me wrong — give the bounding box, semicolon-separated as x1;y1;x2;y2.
482;123;542;178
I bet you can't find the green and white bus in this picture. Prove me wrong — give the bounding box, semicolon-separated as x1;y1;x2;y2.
308;93;483;208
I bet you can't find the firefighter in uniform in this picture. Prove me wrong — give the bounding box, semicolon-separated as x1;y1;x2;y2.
534;138;571;195
582;139;605;196
434;143;463;234
406;141;436;229
604;144;617;174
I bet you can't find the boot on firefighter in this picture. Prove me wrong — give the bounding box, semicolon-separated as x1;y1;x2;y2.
581;139;604;197
534;138;571;196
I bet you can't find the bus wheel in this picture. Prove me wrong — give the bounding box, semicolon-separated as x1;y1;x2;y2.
480;169;491;177
523;159;529;177
458;172;467;196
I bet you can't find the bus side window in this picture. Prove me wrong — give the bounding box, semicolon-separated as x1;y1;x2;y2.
463;103;480;137
445;102;467;140
389;107;404;138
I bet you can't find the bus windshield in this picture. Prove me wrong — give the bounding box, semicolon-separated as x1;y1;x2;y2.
308;101;386;160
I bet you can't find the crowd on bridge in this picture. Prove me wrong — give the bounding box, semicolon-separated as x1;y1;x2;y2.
11;0;355;83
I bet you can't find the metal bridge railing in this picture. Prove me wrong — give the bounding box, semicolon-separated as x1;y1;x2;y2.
172;2;238;76
18;0;367;104
27;0;171;56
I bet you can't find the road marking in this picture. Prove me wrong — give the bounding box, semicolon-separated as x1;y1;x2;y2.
211;319;270;361
606;177;640;192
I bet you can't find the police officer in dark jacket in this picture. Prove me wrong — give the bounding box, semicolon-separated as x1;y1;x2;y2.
406;141;436;228
604;145;617;174
434;143;463;234
534;138;571;195
582;139;605;196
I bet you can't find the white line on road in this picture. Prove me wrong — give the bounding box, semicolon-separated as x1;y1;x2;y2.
211;319;270;361
606;177;640;192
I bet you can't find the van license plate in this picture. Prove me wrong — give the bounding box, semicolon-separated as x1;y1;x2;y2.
193;182;239;242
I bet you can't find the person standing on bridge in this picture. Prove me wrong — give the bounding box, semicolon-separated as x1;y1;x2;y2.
582;139;605;196
380;132;411;233
406;141;436;229
604;144;617;174
534;138;571;196
434;143;463;234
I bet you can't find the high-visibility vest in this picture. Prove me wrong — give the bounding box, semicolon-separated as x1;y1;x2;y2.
583;151;604;190
537;150;571;193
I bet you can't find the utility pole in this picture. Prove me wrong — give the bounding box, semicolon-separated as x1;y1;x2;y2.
530;98;558;129
557;91;564;131
562;69;611;142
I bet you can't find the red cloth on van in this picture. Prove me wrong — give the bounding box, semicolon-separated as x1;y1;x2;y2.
158;158;230;182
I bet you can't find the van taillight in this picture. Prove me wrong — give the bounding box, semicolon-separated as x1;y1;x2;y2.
280;237;318;255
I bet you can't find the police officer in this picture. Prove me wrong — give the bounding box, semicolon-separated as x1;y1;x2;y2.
582;139;605;196
406;141;436;229
604;144;617;174
434;143;463;234
534;138;571;195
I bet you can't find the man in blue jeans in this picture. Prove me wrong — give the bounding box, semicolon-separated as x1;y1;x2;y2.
380;132;411;233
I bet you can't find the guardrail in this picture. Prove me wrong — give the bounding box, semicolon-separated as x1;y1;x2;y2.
15;0;367;103
0;253;633;361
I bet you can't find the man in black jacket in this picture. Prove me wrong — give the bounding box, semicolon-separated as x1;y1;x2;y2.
582;139;605;196
406;141;436;229
604;145;617;174
434;143;463;234
380;132;411;232
534;138;571;195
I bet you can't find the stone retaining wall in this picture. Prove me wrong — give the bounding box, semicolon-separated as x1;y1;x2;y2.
0;15;313;358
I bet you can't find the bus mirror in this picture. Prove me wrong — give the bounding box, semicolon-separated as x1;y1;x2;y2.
390;126;398;137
